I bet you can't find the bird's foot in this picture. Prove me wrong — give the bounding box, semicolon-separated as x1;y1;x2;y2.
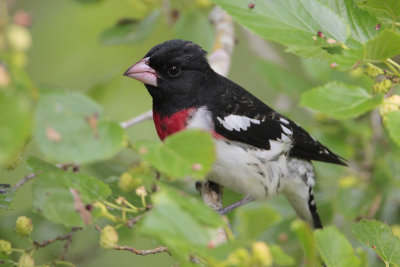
217;196;254;215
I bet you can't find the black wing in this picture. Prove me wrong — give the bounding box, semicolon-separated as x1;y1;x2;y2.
206;79;347;166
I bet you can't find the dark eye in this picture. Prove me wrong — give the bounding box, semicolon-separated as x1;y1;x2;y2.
167;64;181;77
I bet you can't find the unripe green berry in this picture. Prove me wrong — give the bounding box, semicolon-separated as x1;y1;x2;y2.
18;253;34;267
15;216;33;237
380;95;400;121
0;239;12;255
373;79;392;94
100;225;118;250
365;64;384;78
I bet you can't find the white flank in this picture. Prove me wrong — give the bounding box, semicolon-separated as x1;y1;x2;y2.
217;115;260;131
187;106;213;131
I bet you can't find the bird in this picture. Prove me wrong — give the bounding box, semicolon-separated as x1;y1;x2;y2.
124;39;346;229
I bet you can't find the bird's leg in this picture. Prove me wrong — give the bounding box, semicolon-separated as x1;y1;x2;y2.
218;196;254;215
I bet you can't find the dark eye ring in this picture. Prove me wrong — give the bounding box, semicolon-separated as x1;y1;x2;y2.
167;65;181;77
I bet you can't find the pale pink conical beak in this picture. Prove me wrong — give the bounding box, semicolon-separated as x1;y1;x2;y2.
123;57;158;87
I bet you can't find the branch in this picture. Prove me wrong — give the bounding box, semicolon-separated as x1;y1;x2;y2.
114;245;169;256
33;227;82;248
13;172;38;189
120;110;153;129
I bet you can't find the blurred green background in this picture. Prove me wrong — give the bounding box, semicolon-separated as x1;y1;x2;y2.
1;0;400;266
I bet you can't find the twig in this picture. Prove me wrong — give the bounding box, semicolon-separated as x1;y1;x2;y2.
120;110;153;129
125;213;146;228
33;227;82;248
114;245;170;256
366;194;382;219
13;172;39;189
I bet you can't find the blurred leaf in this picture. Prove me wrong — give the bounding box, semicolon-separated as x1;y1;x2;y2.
0;91;31;166
0;184;15;210
99;11;160;46
314;226;361;267
34;90;124;164
135;130;215;179
0;253;13;267
385;111;400;146
301;81;383;119
30;157;111;227
86;75;121;105
332;41;364;70
270;245;296;266
320;0;378;43
358;0;400;25
254;61;313;94
211;0;348;47
365;30;400;61
174;10;214;51
139;186;223;260
336;179;374;220
233;203;281;240
291;219;318;266
352;219;400;266
72;0;104;4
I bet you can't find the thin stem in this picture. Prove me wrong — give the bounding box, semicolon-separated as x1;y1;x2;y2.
387;58;400;72
103;200;138;213
385;61;400;77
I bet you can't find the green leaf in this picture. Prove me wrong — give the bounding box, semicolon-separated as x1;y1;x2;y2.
99;11;160;46
174;10;214;51
320;0;378;44
135;130;215;179
365;29;400;61
233;203;281;240
291;219;318;266
0;184;15;210
30;158;111;227
352;219;400;266
254;61;314;94
0;91;31;165
34;90;124;164
385;111;400;146
211;0;349;47
270;245;296;266
315;226;361;267
358;0;400;25
301;81;383;119
139;186;223;260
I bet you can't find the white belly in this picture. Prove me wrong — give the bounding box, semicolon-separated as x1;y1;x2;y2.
208;140;288;200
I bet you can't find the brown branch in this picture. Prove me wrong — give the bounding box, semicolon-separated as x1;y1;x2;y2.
114;245;170;256
33;227;82;248
13;172;38;189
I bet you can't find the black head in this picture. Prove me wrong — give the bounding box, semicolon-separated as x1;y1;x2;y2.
124;39;213;114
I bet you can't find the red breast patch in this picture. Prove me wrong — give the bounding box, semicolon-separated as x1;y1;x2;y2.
153;108;195;140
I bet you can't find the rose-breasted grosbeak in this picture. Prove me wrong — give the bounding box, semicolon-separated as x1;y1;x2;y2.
124;39;346;229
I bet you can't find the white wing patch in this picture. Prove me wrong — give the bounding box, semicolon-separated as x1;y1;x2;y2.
217;115;261;131
280;125;293;135
279;117;289;124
